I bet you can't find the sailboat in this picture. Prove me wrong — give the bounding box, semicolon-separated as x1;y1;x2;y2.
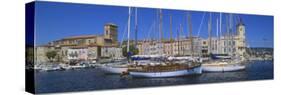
202;13;246;72
202;54;245;72
129;61;201;78
98;7;134;74
98;62;129;74
128;11;202;78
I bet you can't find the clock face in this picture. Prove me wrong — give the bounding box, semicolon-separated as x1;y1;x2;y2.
239;27;243;32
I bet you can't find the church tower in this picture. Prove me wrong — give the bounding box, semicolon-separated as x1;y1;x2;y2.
237;19;245;40
104;23;118;43
236;18;246;58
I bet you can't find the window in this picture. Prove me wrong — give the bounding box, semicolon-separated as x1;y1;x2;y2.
203;41;206;45
65;51;67;56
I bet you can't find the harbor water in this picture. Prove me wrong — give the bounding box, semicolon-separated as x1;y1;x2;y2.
35;60;273;93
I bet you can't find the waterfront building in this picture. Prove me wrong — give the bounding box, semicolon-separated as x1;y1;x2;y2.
206;20;246;58
67;48;89;60
136;20;246;57
49;23;118;47
35;23;123;63
136;40;163;55
64;46;98;61
101;45;123;59
35;45;55;63
137;37;202;56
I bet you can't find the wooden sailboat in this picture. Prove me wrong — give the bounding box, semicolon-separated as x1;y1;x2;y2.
129;61;201;78
129;11;202;78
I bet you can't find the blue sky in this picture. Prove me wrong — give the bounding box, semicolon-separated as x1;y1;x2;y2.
35;1;273;48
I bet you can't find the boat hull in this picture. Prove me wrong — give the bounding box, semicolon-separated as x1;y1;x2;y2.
98;66;128;74
129;66;202;78
202;64;245;72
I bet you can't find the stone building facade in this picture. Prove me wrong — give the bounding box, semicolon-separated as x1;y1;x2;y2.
137;20;246;57
35;23;123;63
137;37;202;56
202;20;247;58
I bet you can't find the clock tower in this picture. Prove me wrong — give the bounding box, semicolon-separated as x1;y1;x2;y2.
236;18;246;58
237;19;245;39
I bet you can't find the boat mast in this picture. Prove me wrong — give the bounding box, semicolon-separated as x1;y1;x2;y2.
170;15;173;41
127;7;131;53
180;23;183;56
230;14;235;57
159;9;163;55
219;12;222;54
226;14;229;55
159;9;163;42
170;15;173;55
226;14;233;57
229;14;233;56
156;9;164;55
208;13;212;55
177;28;180;56
216;18;219;38
134;8;138;48
216;17;219;54
187;13;193;57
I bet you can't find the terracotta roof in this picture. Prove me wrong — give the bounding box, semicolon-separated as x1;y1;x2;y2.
105;23;117;26
62;35;97;40
68;44;97;49
59;43;100;48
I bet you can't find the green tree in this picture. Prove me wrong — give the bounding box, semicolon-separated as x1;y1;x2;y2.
122;45;139;57
46;50;57;62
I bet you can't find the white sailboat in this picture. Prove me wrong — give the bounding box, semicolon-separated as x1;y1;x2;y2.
202;59;245;72
129;11;202;78
98;62;129;74
202;13;246;72
98;7;133;74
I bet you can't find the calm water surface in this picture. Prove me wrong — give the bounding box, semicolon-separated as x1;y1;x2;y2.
35;60;273;93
